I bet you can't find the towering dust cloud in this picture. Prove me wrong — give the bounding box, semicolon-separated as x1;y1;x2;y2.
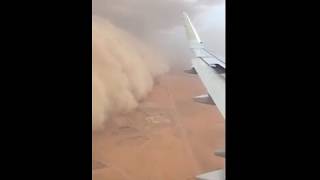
92;0;224;131
92;16;169;131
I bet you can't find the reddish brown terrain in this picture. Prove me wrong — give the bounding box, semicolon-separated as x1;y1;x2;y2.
92;70;224;180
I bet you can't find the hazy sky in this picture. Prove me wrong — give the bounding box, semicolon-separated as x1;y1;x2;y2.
196;3;225;58
92;0;225;66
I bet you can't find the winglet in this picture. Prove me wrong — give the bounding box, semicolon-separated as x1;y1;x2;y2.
182;12;202;44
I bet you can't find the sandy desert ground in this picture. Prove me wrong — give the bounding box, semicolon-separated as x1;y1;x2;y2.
92;70;224;180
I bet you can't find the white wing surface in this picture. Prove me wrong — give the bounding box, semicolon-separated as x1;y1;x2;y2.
183;12;225;119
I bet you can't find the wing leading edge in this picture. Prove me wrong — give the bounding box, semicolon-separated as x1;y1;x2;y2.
183;11;226;180
183;12;225;119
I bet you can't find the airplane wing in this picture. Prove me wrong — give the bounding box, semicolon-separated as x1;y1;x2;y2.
183;12;225;119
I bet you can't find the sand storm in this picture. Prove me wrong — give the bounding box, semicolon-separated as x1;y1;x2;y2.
92;16;169;131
